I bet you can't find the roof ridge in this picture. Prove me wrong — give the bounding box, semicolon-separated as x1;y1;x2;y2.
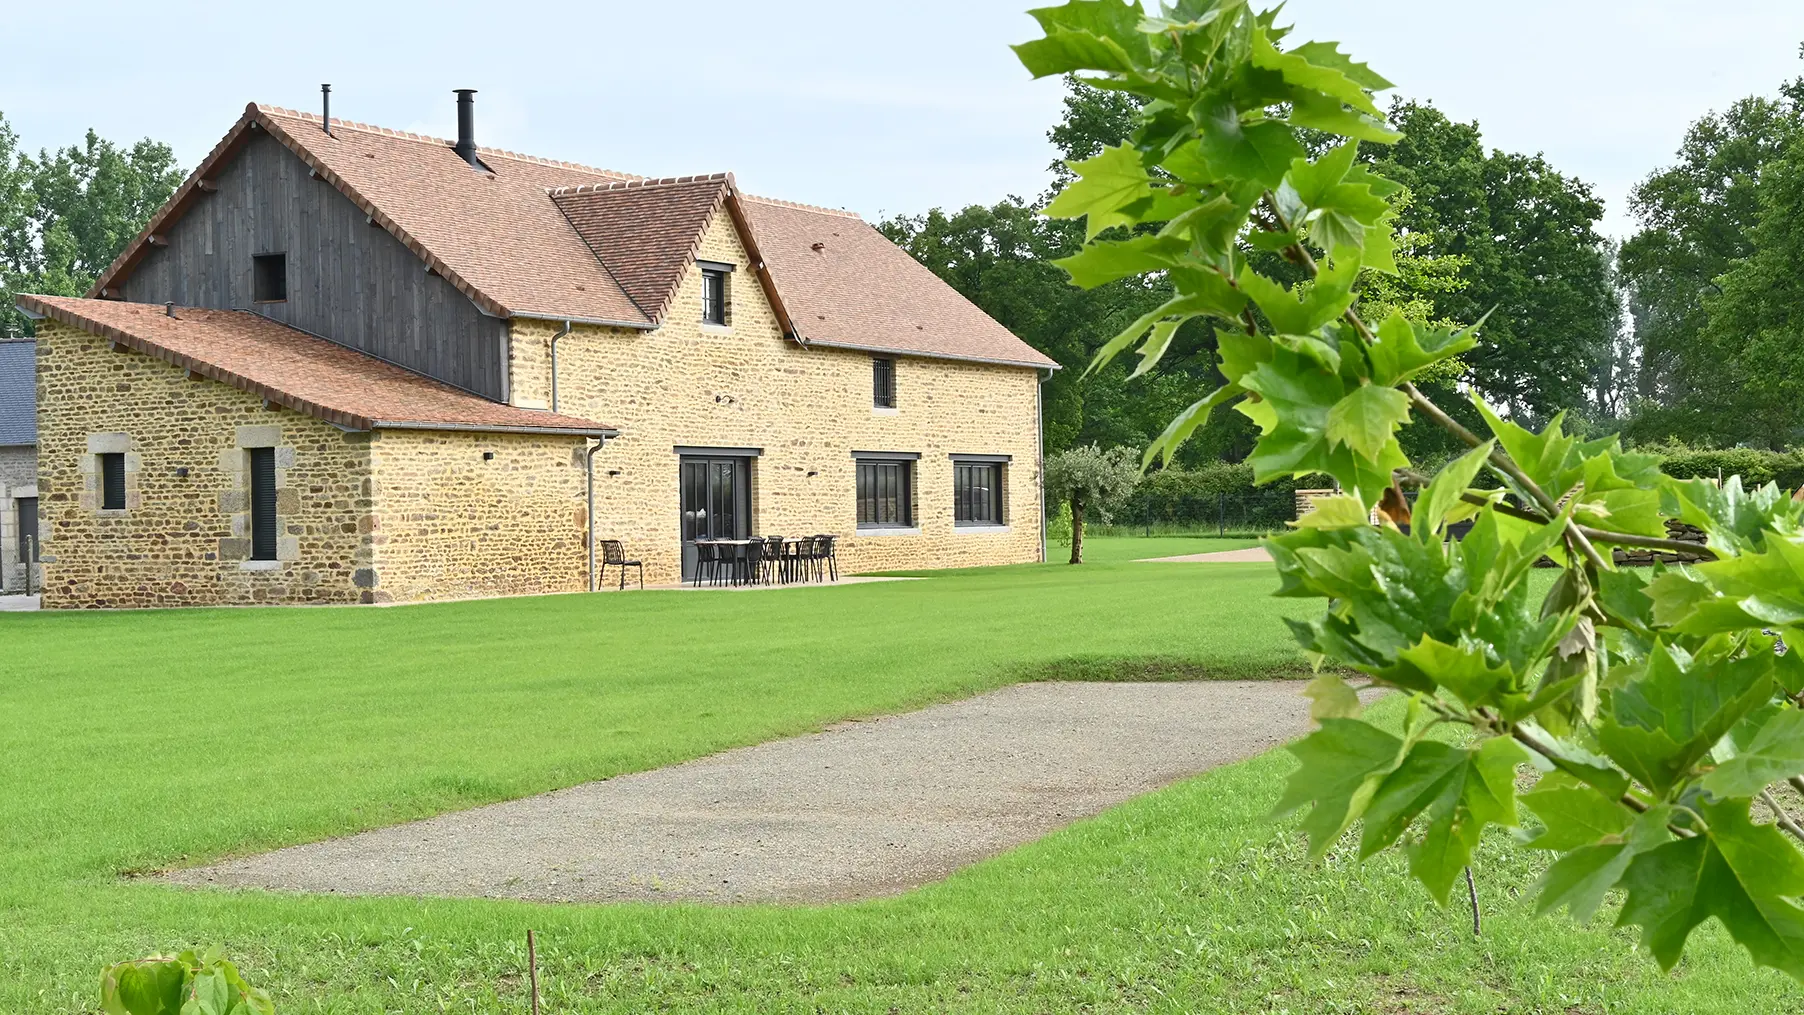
253;103;642;180
547;174;730;197
742;193;863;220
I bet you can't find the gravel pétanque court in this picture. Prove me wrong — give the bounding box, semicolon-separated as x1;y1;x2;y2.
168;680;1319;904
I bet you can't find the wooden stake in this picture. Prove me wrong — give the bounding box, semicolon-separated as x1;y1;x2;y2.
1465;866;1481;937
527;929;540;1015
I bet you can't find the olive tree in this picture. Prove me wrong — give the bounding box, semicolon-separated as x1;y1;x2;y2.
1045;443;1141;562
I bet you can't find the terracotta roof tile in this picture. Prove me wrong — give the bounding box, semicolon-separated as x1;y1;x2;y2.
550;175;732;322
18;295;615;437
740;197;1059;369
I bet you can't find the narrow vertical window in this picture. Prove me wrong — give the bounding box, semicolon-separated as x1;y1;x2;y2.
16;497;38;561
253;253;287;303
700;268;728;325
99;453;126;510
249;447;277;561
872;357;895;408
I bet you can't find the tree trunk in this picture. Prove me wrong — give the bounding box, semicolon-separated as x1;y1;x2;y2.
1069;494;1086;564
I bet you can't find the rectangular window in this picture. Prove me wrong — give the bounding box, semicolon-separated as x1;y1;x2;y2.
253;252;287;303
16;497;38;562
872;357;895;408
954;462;1004;526
856;459;913;528
99;453;126;510
700;268;728;325
249;447;277;561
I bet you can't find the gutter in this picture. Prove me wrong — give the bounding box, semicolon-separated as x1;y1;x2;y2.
512;310;655;331
797;336;1061;372
585;436;609;591
548;320;572;414
372;420;618;439
1037;366;1050;564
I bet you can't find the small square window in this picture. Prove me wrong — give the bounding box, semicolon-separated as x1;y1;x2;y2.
701;268;728;326
99;453;126;510
253;253;287;303
872;357;896;408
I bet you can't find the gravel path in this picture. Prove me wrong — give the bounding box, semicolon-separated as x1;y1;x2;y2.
168;680;1317;904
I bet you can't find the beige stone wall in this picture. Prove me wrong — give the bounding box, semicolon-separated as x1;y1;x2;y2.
365;429;590;603
33;320;372;607
511;209;1044;586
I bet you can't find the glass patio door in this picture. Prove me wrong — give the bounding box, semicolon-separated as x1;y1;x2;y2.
679;456;750;580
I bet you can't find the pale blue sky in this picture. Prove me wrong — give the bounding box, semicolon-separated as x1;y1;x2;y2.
4;1;1802;238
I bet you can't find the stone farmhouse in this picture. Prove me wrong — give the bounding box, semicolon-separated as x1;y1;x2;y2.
15;93;1056;608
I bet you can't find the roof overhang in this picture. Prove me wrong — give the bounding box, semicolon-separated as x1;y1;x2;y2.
797;336;1062;371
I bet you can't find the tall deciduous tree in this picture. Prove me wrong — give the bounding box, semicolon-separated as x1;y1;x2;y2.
1366;101;1619;423
1617;78;1804;446
1696;133;1804;448
0;112;182;337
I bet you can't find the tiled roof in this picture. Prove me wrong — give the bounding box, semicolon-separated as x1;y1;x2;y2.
742;197;1060;369
0;339;33;446
91;102;1058;371
551;175;733;323
17;295;616;437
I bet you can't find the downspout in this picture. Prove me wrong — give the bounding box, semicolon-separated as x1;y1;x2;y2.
549;320;572;414
1037;367;1050;564
586;435;607;591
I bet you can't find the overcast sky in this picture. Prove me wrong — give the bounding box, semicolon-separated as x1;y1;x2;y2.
4;1;1802;239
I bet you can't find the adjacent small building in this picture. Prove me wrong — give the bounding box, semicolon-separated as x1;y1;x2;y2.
17;95;1057;608
0;339;38;594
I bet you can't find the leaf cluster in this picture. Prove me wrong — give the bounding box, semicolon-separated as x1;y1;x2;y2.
1017;0;1804;983
101;949;274;1015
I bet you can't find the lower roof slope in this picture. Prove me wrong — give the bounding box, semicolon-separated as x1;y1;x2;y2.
17;296;616;438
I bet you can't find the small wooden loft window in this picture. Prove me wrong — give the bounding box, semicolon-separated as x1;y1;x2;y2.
253;253;287;303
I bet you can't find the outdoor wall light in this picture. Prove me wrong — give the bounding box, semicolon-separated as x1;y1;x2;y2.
482;451;495;461
607;469;622;477
174;467;189;477
806;470;818;477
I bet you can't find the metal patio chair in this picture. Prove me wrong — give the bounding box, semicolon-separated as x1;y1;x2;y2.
598;540;643;590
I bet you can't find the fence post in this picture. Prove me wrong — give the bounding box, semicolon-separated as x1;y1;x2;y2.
1218;491;1226;537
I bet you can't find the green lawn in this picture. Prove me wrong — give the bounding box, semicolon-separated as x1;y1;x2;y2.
0;539;1791;1012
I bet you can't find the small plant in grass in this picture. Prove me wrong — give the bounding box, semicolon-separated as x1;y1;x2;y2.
1018;0;1804;982
1046;443;1142;562
101;949;273;1015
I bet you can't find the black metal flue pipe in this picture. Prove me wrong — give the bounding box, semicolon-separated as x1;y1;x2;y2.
453;89;480;168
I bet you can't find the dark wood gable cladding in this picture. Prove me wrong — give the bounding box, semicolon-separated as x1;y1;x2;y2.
117;131;507;400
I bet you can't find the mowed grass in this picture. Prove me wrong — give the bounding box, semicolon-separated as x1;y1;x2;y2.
0;539;1792;1012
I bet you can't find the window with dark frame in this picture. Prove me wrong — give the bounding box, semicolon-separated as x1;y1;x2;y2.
700;268;728;325
253;253;288;303
954;462;1004;526
872;357;896;408
99;453;126;510
855;459;912;528
16;497;38;562
249;447;278;562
